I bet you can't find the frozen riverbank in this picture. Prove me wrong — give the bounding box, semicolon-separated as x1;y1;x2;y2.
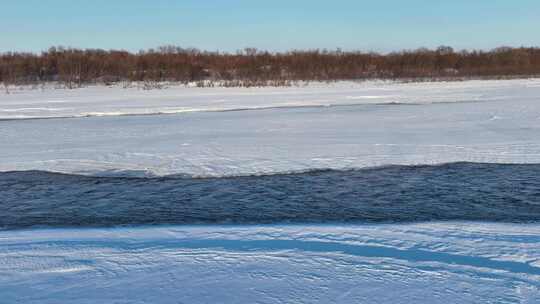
2;79;540;177
1;223;539;303
1;79;539;120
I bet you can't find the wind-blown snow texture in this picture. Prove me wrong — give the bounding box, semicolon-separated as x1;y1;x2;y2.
2;79;540;177
1;224;539;304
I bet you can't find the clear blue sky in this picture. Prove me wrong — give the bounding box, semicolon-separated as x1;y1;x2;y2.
1;0;539;53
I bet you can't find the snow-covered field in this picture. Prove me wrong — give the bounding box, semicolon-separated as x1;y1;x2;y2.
2;79;539;120
2;79;540;303
1;223;539;303
2;79;540;177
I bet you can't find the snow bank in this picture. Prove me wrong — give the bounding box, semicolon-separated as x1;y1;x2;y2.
1;223;539;303
2;79;540;176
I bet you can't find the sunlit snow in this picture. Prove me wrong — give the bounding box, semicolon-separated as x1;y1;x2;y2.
2;79;540;177
1;223;539;303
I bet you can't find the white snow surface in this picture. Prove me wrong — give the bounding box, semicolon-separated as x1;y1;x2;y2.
1;79;539;120
1;223;539;303
1;79;540;177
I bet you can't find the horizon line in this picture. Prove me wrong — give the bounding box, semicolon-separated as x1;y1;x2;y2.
2;44;540;56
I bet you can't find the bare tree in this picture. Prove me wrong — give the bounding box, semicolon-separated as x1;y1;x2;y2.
1;46;540;88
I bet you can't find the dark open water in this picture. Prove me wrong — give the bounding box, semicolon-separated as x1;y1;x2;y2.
2;163;540;230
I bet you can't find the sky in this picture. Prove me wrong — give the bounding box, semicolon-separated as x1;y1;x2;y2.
1;0;539;53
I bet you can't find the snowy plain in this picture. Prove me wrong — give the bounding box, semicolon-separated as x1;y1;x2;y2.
2;79;540;303
1;79;540;177
2;79;539;120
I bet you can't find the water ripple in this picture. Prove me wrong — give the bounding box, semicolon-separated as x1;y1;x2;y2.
2;162;540;229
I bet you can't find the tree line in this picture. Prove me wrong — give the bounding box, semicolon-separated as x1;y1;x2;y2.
1;46;540;88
